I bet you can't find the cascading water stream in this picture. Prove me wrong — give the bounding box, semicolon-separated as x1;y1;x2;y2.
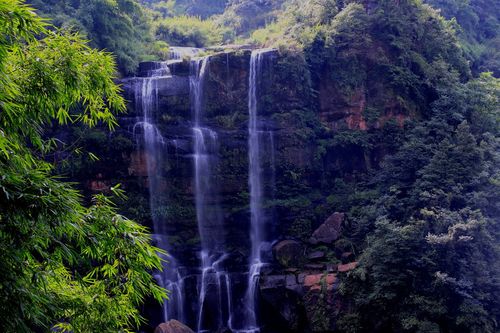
169;46;203;60
240;48;276;333
190;57;232;333
133;63;185;324
130;50;277;332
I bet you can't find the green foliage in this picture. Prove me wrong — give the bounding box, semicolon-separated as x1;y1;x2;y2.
309;273;332;331
425;0;500;76
255;0;470;110
243;2;500;331
0;1;165;331
249;9;498;333
336;69;499;333
142;0;228;18
154;15;229;47
219;0;286;37
27;0;154;74
5;32;124;141
0;159;166;332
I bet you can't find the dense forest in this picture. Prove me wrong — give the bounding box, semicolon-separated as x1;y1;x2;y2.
0;0;498;333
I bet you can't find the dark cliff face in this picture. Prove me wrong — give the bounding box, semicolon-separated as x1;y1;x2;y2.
73;48;410;331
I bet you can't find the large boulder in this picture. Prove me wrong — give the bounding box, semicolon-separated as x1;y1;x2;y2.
154;320;194;333
273;240;305;267
309;212;345;244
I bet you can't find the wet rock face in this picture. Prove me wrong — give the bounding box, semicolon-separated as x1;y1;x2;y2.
121;76;190;98
259;271;344;332
261;285;309;332
154;320;194;333
309;212;345;244
128;151;153;177
109;50;369;331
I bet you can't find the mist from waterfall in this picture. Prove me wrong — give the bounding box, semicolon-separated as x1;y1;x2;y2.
133;63;186;323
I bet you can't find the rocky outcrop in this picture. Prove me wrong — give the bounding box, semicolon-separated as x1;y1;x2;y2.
303;273;337;291
121;75;189;96
307;251;325;260
319;81;368;131
338;262;358;273
128;151;151;177
154;320;194;333
309;212;345;244
273;240;305;267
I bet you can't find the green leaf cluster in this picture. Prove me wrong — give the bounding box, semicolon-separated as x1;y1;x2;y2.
0;1;165;331
27;0;155;74
337;63;499;333
154;14;230;47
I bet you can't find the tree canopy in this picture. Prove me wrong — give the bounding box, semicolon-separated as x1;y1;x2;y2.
26;0;158;75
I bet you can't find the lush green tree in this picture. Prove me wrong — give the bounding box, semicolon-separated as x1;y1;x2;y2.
425;0;500;76
246;1;500;331
336;46;499;333
141;0;228;18
219;0;287;37
154;15;230;47
0;1;165;331
27;0;156;74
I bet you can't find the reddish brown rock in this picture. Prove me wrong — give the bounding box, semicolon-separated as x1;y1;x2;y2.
88;180;109;192
319;81;368;131
303;273;337;291
309;212;345;244
338;262;358;273
128;150;155;177
154;320;194;333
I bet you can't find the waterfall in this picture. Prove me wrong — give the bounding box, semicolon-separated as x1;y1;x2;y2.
190;57;232;333
169;46;203;60
133;64;185;324
241;49;275;333
129;49;277;332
